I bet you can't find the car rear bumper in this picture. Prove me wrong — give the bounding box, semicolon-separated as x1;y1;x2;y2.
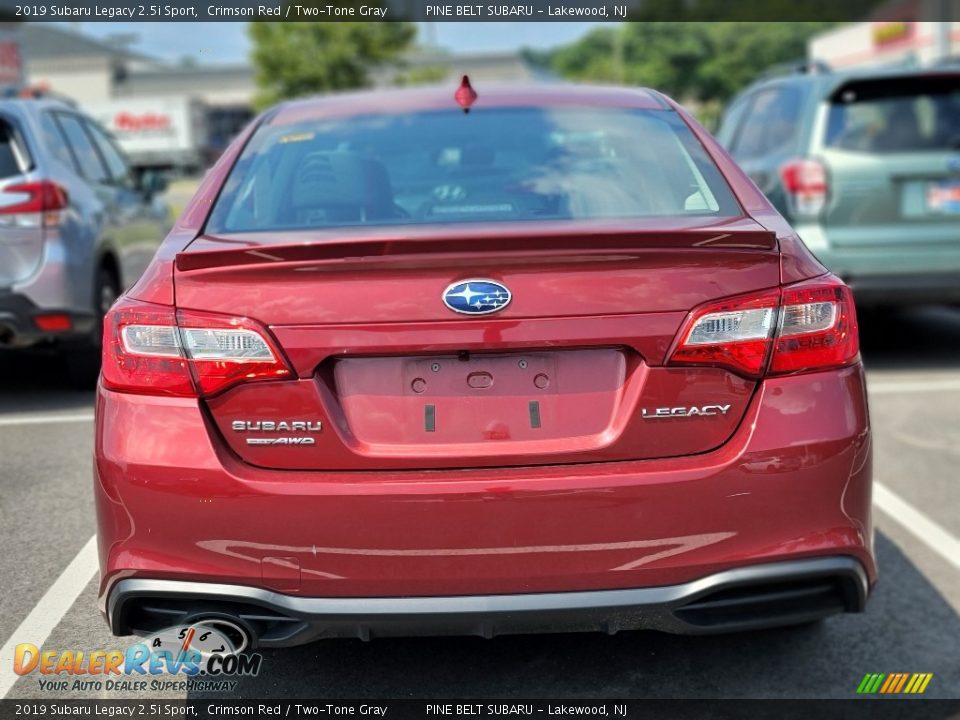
108;556;869;646
95;364;876;640
0;291;95;347
844;272;960;306
793;224;960;304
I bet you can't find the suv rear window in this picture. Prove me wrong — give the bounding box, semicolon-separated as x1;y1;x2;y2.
207;107;741;233
0;118;30;179
825;75;960;153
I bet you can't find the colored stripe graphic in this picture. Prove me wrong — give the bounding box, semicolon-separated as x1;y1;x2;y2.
907;673;934;694
894;673;909;693
879;674;897;693
857;674;885;694
881;673;904;693
857;673;933;694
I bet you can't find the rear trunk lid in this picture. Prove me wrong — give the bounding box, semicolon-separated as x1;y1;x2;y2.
175;220;780;470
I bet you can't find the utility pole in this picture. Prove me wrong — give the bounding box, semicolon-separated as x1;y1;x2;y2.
423;22;437;50
934;0;953;62
614;26;625;84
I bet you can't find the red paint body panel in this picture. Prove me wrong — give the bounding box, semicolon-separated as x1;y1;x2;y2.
95;365;874;605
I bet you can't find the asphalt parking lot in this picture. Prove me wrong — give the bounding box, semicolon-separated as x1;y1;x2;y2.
1;305;959;701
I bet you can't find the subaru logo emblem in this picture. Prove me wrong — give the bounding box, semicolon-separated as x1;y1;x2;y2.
442;279;511;315
948;155;960;174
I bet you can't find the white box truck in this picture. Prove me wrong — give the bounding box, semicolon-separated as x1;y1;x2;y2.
83;97;208;172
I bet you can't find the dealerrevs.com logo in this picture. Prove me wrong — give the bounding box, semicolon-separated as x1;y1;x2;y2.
13;623;263;693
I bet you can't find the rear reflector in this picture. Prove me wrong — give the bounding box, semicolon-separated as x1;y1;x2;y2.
669;276;859;378
102;297;291;397
33;313;72;332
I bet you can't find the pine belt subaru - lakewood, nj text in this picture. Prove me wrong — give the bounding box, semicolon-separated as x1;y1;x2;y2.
94;83;874;649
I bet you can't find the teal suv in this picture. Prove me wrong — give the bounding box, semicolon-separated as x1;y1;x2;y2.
717;63;960;306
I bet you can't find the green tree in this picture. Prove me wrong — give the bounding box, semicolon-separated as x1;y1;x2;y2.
248;21;416;109
545;22;838;107
392;65;448;87
696;22;836;102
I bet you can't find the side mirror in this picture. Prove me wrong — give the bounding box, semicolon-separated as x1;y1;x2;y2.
138;171;168;198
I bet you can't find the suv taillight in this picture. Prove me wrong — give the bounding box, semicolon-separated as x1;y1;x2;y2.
779;158;827;216
0;180;68;228
101;297;292;397
668;275;859;379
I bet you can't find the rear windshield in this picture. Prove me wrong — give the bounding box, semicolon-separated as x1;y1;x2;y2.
825;75;960;153
207;107;741;233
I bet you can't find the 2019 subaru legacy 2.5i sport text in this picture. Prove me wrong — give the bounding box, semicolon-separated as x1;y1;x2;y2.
95;83;874;649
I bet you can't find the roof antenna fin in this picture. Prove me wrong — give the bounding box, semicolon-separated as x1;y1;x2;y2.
454;75;477;114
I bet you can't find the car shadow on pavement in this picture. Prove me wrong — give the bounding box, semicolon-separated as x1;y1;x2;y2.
190;533;959;700
0;349;95;413
858;305;960;371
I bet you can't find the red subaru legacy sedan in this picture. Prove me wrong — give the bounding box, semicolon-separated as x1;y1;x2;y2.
94;83;874;649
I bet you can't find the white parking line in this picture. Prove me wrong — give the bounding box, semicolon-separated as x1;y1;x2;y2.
0;413;94;428
874;482;960;571
0;535;99;699
868;378;960;395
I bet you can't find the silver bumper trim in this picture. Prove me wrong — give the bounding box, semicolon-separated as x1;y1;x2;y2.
107;556;869;646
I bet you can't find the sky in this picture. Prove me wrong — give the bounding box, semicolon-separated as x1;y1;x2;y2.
61;22;609;65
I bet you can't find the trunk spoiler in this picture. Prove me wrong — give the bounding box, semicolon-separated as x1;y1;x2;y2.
177;221;777;272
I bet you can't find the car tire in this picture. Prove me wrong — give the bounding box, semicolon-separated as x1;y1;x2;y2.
63;265;120;388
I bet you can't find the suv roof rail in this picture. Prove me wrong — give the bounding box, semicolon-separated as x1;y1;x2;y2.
757;59;832;82
1;85;77;107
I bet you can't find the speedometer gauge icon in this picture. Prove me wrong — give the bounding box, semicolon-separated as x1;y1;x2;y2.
142;619;250;657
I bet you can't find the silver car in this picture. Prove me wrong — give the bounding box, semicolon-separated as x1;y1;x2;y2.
0;97;168;383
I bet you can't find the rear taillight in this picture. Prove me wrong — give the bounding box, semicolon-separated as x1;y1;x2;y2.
770;280;859;375
668;289;779;377
101;297;292;397
0;180;68;228
779;159;827;216
668;276;859;379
